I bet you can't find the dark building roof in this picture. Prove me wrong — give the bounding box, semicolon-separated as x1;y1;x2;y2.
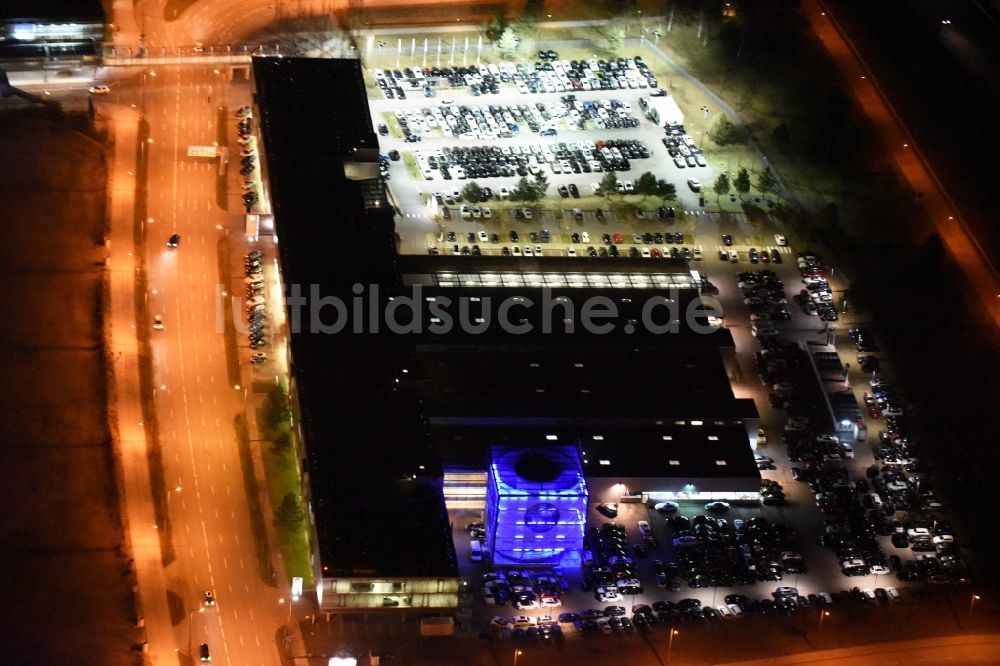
254;57;456;578
428;424;759;481
0;0;104;22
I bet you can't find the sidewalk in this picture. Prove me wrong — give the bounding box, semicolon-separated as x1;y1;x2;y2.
106;104;174;663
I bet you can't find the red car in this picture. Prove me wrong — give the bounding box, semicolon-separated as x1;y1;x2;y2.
614;232;624;244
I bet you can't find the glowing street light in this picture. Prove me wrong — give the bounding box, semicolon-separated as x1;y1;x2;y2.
667;628;679;660
513;648;523;666
818;610;830;632
970;593;981;620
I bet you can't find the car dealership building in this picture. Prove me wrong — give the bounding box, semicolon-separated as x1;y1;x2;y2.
253;56;760;613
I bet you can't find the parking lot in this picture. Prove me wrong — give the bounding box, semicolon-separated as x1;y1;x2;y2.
368;47;968;648
368;52;727;255
435;239;968;644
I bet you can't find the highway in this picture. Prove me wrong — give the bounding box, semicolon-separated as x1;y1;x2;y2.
805;0;1000;327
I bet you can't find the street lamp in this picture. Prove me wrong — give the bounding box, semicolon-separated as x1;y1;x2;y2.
970;593;981;620
667;628;678;661
187;607;205;658
699;106;710;149
818;610;830;632
513;648;523;666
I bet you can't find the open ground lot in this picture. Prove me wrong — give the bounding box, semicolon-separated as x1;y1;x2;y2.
0;113;138;664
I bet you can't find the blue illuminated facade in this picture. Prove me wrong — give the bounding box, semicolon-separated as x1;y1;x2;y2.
485;445;588;567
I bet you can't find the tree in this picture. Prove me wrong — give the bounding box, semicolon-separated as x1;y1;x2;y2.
481;13;509;43
635;171;658;196
756;166;779;194
270;431;293;455
597;171;620;199
603;23;627;52
655;179;677;203
713;173;731;202
532;172;549;198
275;493;303;525
510;176;538;202
733;167;751;199
261;385;291;436
707;114;744;146
461;181;484;203
497;27;519;59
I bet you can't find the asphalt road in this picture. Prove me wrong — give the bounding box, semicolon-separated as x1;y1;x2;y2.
96;65;285;665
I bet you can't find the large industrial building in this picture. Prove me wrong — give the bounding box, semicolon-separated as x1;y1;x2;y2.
0;0;104;64
252;56;759;614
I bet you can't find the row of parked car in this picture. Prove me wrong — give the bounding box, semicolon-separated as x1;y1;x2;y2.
737;270;794;339
412;138;651;182
512;54;659;95
791;251;839;321
490;582;905;640
846;329;969;584
245;251;266;350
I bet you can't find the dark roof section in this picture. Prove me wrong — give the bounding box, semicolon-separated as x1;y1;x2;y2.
415;348;756;426
254;57;457;578
428;424;759;480
0;0;104;21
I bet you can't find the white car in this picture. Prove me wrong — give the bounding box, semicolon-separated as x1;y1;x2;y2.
511;615;534;627
88;85;111;94
687;177;702;192
581;231;591;243
567;246;576;256
482;207;493;219
478;231;489;243
637;521;652;536
774;234;788;246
